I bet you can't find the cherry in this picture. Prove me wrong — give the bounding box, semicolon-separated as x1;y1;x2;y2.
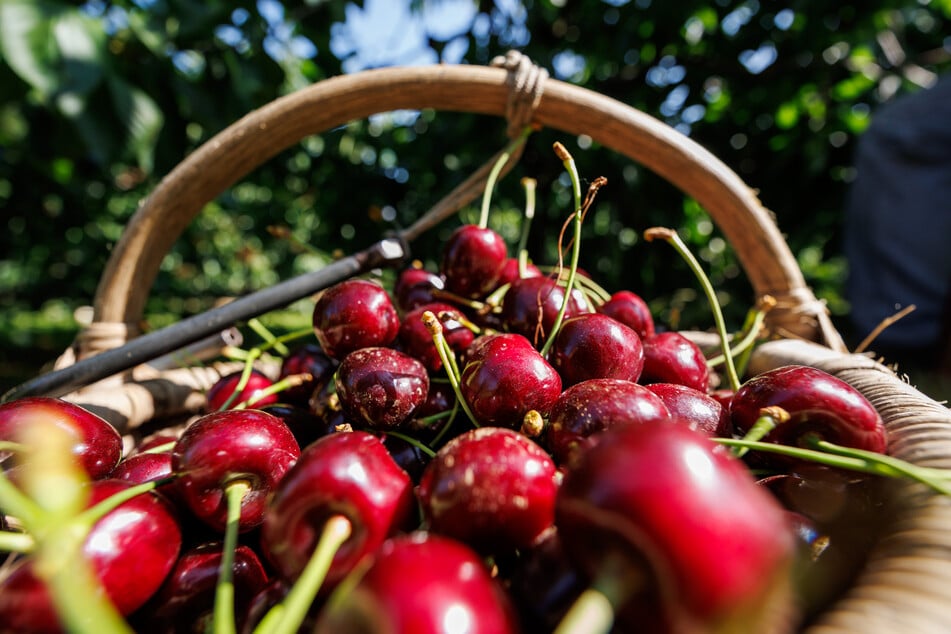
206;369;279;411
545;378;670;466
393;265;446;312
0;479;182;629
556;421;795;632
397;302;475;372
311;279;399;360
730;365;887;455
171;409;301;532
417;426;558;554
639;330;711;392
499;274;591;345
597;290;656;340
496;256;542;287
131;542;268;634
334;346;430;431
0;396;122;480
645;382;731;437
110;451;179;505
547;312;644;386
459;333;562;428
260;430;415;590
312;532;520;634
277;343;338;407
441;224;509;299
258;403;339;450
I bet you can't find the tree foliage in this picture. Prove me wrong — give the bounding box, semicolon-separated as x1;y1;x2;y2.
1;0;950;386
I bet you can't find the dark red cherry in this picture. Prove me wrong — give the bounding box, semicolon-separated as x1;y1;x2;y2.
261;431;415;590
334;347;429;431
548;312;644;386
206;369;279;411
393;266;446;312
645;382;731;437
598;290;655;340
417;426;558;554
397;302;475;372
0;479;183;630
258;403;339;450
459;333;562;428
556;421;795;630
500;275;591;345
312;532;520;634
639;331;711;392
0;396;122;480
172;409;301;532
545;378;670;465
110;451;180;507
496;256;542;287
278;343;338;407
133;542;268;634
441;224;509;299
507;528;587;632
312;279;399;359
730;365;887;455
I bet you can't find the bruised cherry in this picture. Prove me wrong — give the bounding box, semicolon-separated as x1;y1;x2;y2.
334;347;429;431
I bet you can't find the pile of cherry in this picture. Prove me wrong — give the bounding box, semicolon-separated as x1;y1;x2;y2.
0;212;925;633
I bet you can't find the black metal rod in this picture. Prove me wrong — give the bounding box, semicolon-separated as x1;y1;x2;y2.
2;238;407;403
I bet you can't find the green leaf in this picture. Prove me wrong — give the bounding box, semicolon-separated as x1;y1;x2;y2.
0;0;106;108
107;75;164;173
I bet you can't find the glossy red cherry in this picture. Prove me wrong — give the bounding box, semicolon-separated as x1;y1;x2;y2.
500;274;591;345
639;331;711;392
459;333;562;428
334;347;429;431
545;378;670;465
393;266;446;312
645;382;731;437
312;279;399;360
132;542;268;634
441;224;509;299
260;431;415;590
278;343;338;407
172;409;301;532
730;364;887;455
397;302;475;372
312;532;520;634
547;312;644;386
496;256;542;287
597;290;655;340
417;426;558;554
0;396;122;480
0;478;182;630
206;369;279;411
556;421;795;630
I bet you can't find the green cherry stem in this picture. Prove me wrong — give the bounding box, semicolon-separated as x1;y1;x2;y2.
704;297;774;373
75;479;166;530
0;469;43;527
517;177;538;279
478;127;532;229
248;318;290;357
381;431;437;458
730;407;787;458
258;515;353;634
234;372;313;410
217;348;262;411
0;529;34;553
644;226;741;393
422;310;480;428
214;479;252;634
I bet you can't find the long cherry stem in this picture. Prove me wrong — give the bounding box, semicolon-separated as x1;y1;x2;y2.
478;127;532;229
422;310;480;428
214;479;252;634
644;226;741;392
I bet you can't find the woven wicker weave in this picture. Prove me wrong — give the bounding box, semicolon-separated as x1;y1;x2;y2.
47;54;951;633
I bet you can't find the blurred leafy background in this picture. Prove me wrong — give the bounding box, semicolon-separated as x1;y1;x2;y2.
2;0;950;393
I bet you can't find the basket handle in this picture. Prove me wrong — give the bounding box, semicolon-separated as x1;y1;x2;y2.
83;60;845;357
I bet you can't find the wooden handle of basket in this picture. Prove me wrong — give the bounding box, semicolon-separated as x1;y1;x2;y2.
87;63;844;356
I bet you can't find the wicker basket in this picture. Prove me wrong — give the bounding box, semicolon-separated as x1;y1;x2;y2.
36;53;951;632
